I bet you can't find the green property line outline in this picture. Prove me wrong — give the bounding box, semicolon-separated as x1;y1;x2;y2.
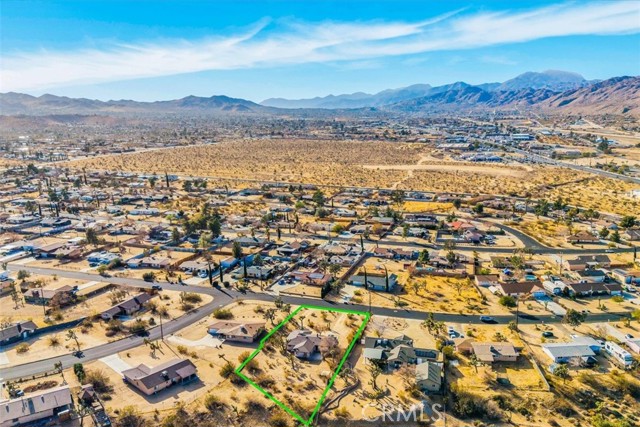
235;304;371;426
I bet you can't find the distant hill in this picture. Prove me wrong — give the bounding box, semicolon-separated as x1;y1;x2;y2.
535;76;640;115
262;83;438;109
495;70;592;92
260;70;595;109
0;93;268;115
1;74;637;117
387;76;639;115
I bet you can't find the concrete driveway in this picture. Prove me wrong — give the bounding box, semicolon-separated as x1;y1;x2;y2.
99;354;133;375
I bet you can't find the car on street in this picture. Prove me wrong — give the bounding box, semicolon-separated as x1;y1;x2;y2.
479;316;495;323
151;285;163;291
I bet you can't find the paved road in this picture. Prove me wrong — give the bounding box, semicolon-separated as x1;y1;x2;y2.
0;298;230;381
489;142;640;184
281;230;635;255
2;260;633;381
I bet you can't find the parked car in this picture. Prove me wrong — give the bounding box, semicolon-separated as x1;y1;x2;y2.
625;334;634;340
542;331;554;338
151;285;163;291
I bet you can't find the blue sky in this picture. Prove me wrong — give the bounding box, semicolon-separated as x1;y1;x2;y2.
1;0;639;102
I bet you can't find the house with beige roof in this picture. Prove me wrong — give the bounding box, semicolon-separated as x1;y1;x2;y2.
286;329;338;359
208;320;265;343
470;342;519;363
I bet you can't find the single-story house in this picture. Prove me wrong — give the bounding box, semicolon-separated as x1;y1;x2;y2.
208;320;265;343
245;265;273;280
566;282;610;297
567;255;611;270
127;256;172;269
566;231;599;244
286;329;338;359
623;229;640;241
179;260;209;274
363;335;442;369
0;386;72;427
574;269;606;283
122;359;198;396
24;285;74;305
498;281;546;298
470;342;519;363
234;236;266;248
0;320;37;346
87;251;121;265
350;272;398;292
542;343;596;364
100;293;154;320
415;361;443;393
475;275;500;287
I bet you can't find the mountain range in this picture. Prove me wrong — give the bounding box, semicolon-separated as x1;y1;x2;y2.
1;71;638;116
261;70;595;109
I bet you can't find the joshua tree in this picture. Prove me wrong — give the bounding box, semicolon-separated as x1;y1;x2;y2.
367;363;383;391
469;354;480;373
263;308;277;326
54;361;66;384
66;329;81;352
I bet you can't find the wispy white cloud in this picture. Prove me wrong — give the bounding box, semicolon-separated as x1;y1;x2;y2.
1;1;638;92
479;55;517;66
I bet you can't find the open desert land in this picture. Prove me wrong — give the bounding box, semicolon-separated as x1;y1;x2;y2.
64;138;418;188
63;138;640;216
511;215;599;248
327;257;505;315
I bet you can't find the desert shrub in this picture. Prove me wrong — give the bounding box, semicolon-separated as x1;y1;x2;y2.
16;343;29;353
219;362;236;378
180;292;202;303
269;412;290;427
128;319;148;335
609;371;640;398
116;406;146;427
213;309;233;319
334;406;350;418
441;345;455;359
452;387;502;419
176;345;188;355
255;374;275;388
84;369;113;394
204;394;225;411
142;272;156;282
48;335;61;347
238;351;259;372
499;295;516;308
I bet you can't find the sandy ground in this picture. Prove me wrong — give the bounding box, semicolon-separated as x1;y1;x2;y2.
364;162;530;177
240;306;369;422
